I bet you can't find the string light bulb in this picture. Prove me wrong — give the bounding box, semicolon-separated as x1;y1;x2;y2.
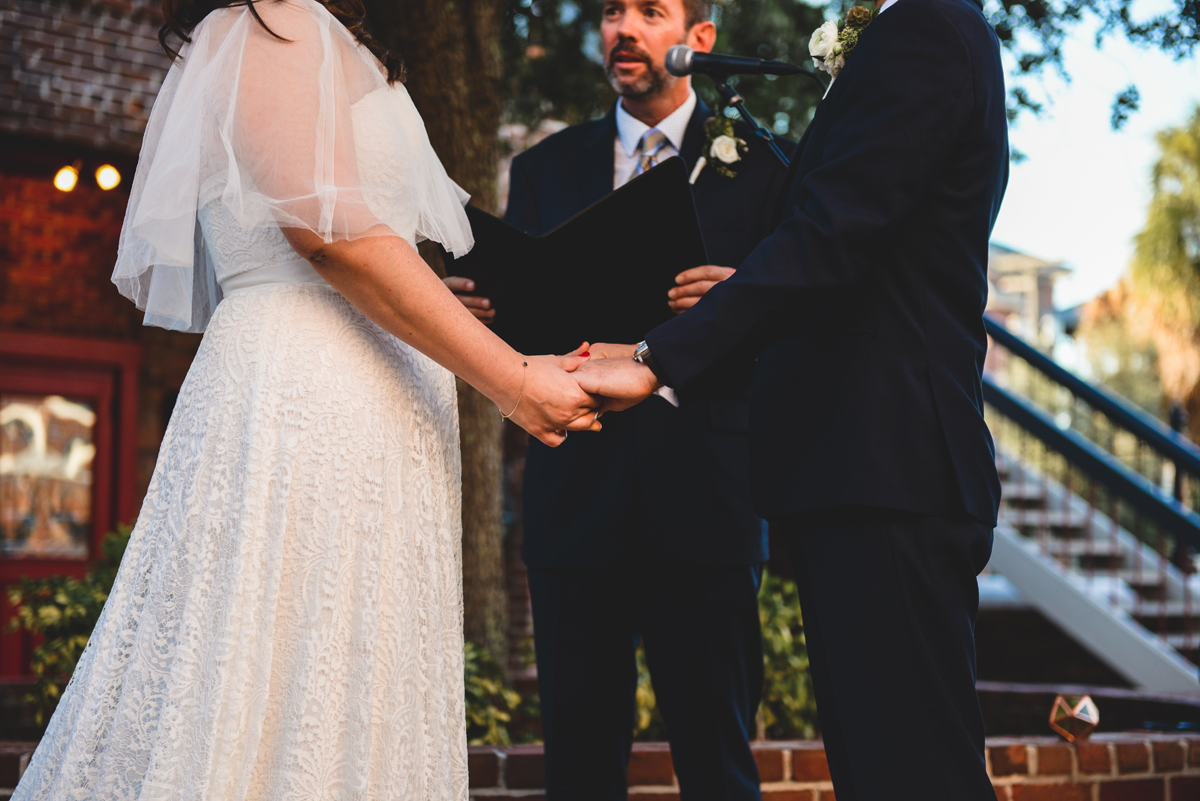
54;165;79;192
95;164;121;190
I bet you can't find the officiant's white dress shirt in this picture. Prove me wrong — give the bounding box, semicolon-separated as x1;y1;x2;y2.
614;88;698;189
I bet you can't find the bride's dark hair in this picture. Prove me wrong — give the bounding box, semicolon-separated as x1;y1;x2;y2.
159;0;405;83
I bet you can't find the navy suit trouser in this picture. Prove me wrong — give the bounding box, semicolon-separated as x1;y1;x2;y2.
528;556;764;801
778;507;997;801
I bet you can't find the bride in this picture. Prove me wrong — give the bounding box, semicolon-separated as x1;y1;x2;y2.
13;1;601;799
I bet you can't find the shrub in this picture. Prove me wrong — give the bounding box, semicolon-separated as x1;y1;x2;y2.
757;570;819;739
464;641;522;745
7;525;132;724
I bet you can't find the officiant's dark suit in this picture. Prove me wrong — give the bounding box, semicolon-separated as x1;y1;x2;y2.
503;100;793;800
637;0;1007;799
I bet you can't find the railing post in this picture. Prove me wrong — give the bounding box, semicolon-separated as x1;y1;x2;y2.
1170;404;1188;504
1170;404;1195;661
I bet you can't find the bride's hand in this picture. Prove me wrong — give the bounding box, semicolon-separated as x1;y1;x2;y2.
506;343;603;447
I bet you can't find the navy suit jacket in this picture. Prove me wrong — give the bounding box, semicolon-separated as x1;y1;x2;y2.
646;0;1007;525
507;99;793;569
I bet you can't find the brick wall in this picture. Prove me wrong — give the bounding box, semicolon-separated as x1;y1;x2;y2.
464;735;1200;800
0;171;201;509
0;0;167;155
3;734;1198;797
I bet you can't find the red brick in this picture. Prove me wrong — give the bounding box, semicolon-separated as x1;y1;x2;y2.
1011;784;1091;801
791;746;831;781
1170;776;1200;798
1099;779;1164;801
822;792;836;801
754;748;785;783
761;792;815;801
505;745;546;790
1036;743;1073;776
1152;740;1184;772
991;744;1030;776
628;746;674;786
466;748;499;788
1187;738;1200;768
1117;742;1151;774
1079;742;1113;774
628;794;679;801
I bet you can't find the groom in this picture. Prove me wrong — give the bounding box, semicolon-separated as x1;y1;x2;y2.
577;0;1008;799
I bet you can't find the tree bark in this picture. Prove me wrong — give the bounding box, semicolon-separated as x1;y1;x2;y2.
366;0;509;669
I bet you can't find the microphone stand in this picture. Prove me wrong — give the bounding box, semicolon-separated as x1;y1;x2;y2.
711;77;791;170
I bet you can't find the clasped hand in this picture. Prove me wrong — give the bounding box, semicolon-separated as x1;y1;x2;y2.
458;265;735;445
511;343;659;447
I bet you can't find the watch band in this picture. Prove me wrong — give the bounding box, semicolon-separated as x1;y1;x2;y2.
633;341;669;386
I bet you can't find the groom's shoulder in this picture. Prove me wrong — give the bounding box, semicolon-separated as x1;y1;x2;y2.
884;0;993;41
512;116;612;172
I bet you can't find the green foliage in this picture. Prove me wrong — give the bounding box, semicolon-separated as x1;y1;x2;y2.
757;570;818;739
986;1;1199;126
464;641;523;745
1131;105;1200;334
7;525;132;724
634;643;668;740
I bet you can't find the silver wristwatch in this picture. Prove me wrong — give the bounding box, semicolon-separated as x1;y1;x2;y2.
632;340;668;385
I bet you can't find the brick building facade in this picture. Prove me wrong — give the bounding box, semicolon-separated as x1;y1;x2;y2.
0;0;200;678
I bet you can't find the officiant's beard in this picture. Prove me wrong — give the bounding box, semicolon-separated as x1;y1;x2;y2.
606;63;670;99
605;40;673;100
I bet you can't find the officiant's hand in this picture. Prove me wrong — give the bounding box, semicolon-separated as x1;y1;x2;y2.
668;265;735;313
573;357;660;414
443;276;495;323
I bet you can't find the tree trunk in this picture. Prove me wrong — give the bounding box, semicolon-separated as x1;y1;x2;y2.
366;0;509;669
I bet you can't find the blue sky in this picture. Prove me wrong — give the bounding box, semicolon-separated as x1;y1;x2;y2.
990;6;1200;309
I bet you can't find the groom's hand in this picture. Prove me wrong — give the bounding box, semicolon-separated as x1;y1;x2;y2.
443;276;495;323
668;265;735;313
573;357;660;414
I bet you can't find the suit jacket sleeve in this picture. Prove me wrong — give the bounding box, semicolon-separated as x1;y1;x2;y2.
646;3;980;389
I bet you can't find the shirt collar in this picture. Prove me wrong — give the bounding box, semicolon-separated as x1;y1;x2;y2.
615;88;697;157
877;0;900;12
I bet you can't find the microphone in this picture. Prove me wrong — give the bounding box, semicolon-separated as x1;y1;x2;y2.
665;44;809;78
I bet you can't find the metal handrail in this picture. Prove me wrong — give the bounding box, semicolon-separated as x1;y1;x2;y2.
984;378;1200;550
984;316;1200;478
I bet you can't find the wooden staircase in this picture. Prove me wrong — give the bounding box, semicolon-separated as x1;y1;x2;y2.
994;451;1200;680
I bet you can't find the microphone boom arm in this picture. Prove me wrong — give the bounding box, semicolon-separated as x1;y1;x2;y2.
710;76;792;171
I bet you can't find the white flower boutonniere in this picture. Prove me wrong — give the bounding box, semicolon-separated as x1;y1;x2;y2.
690;117;748;184
809;5;874;92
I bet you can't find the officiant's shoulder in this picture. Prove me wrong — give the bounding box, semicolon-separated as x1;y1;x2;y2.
509;116;613;176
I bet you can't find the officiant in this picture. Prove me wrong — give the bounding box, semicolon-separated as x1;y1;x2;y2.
445;1;794;798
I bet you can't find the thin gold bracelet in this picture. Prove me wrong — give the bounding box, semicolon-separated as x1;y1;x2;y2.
500;360;528;419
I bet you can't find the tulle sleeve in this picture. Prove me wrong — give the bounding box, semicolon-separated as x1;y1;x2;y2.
112;0;474;333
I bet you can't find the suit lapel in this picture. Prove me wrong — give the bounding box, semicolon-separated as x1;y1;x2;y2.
683;99;717;200
575;107;618;209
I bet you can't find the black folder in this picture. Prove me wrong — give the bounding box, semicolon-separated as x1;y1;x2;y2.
444;157;709;356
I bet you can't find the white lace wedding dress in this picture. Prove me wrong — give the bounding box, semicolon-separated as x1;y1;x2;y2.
15;2;475;799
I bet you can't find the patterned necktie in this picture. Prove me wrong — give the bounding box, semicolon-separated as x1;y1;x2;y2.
632;129;670;179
